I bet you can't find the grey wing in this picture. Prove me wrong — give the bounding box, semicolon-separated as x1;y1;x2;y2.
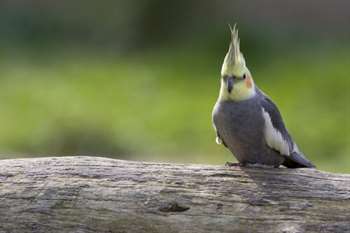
212;120;228;147
215;131;227;147
212;105;228;148
260;95;315;168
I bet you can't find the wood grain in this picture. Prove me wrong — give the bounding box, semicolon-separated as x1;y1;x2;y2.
0;156;349;233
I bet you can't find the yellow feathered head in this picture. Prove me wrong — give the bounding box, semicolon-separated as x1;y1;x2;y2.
219;25;255;101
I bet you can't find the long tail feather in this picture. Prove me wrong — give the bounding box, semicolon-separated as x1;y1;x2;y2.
283;152;315;168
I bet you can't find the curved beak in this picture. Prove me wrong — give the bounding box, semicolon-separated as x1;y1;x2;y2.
226;76;234;93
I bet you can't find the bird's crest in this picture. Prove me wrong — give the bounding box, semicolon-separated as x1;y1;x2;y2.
221;24;246;76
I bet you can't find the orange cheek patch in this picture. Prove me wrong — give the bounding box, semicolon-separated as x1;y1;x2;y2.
245;77;252;88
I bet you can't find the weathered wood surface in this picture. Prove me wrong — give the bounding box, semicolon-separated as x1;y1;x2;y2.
0;156;349;233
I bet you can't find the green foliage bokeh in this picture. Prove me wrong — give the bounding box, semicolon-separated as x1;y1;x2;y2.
0;1;349;172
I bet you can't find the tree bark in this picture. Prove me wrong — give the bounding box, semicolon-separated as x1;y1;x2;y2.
0;156;349;233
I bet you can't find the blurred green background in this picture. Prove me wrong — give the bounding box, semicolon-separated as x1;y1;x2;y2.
0;0;349;172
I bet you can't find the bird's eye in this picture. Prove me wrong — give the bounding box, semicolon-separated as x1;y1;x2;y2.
242;74;246;80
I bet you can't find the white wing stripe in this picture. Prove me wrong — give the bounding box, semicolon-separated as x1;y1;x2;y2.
262;108;290;156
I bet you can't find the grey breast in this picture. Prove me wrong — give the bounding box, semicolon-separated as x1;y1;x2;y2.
213;97;282;165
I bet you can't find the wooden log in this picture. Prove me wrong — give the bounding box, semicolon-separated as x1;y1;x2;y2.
0;156;349;233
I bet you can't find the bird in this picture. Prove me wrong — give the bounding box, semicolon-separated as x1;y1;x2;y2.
212;25;315;168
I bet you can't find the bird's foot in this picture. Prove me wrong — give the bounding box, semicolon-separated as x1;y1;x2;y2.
244;163;279;169
225;162;279;169
225;161;242;167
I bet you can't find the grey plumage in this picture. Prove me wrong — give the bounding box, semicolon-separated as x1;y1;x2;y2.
212;88;315;168
213;26;315;168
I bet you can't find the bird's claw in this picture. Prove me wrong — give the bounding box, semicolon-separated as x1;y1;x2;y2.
243;163;278;169
225;162;278;169
225;161;241;167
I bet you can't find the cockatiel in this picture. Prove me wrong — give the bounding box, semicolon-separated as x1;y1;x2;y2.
212;26;315;168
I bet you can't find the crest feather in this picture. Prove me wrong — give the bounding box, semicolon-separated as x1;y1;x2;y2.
221;24;246;76
228;24;241;64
